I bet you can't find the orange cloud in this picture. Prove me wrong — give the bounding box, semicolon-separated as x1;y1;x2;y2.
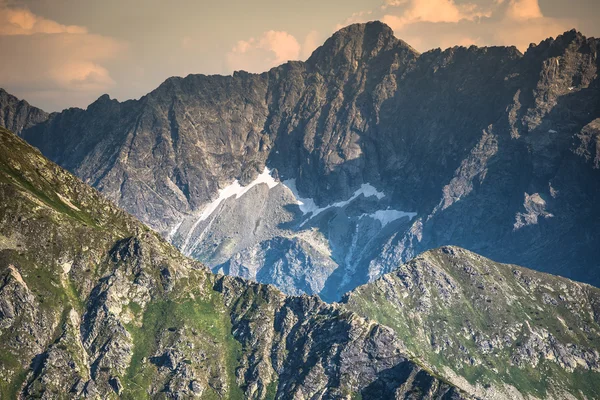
0;6;87;35
496;0;570;50
493;18;571;52
380;0;575;53
227;30;302;73
301;30;321;59
382;0;490;29
0;4;125;110
335;11;374;31
505;0;543;21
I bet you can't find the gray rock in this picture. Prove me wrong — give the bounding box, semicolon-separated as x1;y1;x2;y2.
4;24;599;301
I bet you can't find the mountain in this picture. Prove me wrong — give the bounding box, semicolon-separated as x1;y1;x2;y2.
343;246;600;400
1;125;598;399
0;89;48;136
5;22;600;301
0;126;468;399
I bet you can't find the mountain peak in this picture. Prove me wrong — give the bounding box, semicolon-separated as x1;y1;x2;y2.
0;88;17;102
86;93;118;111
307;21;418;68
333;20;395;40
525;28;593;57
0;88;48;135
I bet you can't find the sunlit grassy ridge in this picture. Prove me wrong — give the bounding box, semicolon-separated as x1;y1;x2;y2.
344;246;600;399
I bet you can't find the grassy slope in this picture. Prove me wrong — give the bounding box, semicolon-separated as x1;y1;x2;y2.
343;247;600;399
0;128;248;398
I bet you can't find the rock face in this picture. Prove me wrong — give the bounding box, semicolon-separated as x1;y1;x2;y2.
5;22;600;300
0;89;48;136
0;126;468;399
343;246;600;400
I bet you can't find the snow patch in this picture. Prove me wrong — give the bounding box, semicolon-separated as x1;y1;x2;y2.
181;168;279;254
281;179;320;215
197;167;278;223
167;219;184;241
361;209;417;227
282;180;388;225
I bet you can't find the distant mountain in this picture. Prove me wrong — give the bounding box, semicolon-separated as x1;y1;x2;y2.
0;88;48;135
0;126;467;399
343;246;600;400
5;22;600;301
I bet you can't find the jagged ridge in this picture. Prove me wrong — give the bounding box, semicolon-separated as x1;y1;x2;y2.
343;246;600;399
0;126;466;399
4;22;600;303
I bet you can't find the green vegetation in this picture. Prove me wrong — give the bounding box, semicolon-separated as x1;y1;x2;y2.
344;247;600;399
122;278;244;400
265;378;279;400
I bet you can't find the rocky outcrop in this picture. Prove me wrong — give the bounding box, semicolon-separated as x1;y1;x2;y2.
5;22;600;300
0;89;48;136
0;127;470;398
343;246;600;399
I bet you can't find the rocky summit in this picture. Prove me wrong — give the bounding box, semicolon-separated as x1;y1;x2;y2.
3;22;600;301
0;126;470;399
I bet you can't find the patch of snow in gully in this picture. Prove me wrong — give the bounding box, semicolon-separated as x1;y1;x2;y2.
181;168;279;255
282;180;386;223
181;168;417;256
282;180;414;227
167;219;184;242
361;209;417;227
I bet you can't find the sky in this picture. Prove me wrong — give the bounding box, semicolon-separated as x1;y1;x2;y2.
0;0;598;112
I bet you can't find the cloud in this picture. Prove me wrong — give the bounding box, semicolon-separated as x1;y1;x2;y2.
335;11;374;30
382;0;409;8
227;30;309;73
491;0;571;50
505;0;543;21
301;30;321;59
493;16;570;51
0;4;125;111
0;6;87;35
380;0;574;53
382;0;490;30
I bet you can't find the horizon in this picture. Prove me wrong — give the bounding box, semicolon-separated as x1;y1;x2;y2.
1;22;594;114
1;0;599;111
1;22;591;112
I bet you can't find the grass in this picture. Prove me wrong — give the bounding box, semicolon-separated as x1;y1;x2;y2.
343;249;600;399
122;283;245;400
265;378;279;400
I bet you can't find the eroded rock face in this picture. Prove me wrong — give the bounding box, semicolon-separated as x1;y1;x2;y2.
5;22;600;300
0;89;48;136
0;128;469;399
343;246;600;399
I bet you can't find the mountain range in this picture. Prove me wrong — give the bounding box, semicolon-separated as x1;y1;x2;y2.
2;22;599;302
1;125;599;399
3;22;600;302
0;126;468;399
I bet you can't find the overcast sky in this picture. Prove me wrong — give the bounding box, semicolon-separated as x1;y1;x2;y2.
1;0;598;111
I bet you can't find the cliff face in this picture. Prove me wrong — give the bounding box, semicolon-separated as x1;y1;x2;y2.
0;89;48;135
0;126;466;399
343;246;600;400
6;22;600;300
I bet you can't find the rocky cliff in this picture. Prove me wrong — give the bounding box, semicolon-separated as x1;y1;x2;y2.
0;89;48;136
343;246;600;399
6;22;600;300
0;126;468;399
